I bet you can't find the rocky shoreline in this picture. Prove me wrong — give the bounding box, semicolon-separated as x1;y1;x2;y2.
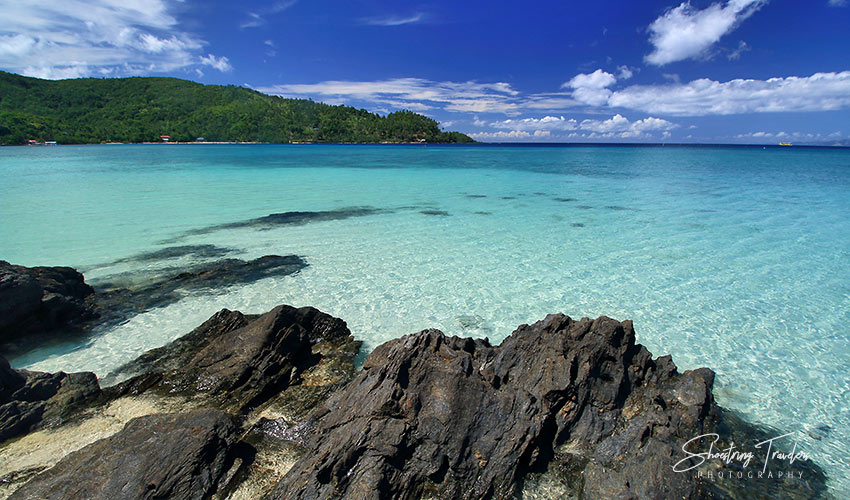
0;263;831;499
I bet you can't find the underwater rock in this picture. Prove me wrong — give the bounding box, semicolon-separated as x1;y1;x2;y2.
175;207;388;240
8;410;239;500
114;244;235;263
420;210;451;216
0;261;97;348
93;255;308;327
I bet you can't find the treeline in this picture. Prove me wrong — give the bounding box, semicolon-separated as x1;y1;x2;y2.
0;71;474;145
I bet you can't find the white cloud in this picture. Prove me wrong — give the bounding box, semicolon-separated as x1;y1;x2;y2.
241;1;297;29
491;116;579;131
199;54;232;72
645;0;767;66
727;40;750;60
829;0;846;6
564;69;618;106
734;130;844;142
240;13;265;29
362;13;426;26
0;0;218;78
0;34;36;57
468;130;552;142
483;113;677;139
608;71;850;115
572;87;614;106
617;65;634;80
565;69;617;89
258;78;520;114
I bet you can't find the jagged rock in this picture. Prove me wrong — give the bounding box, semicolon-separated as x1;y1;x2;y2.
8;410;239;500
107;305;361;414
266;314;823;500
0;355;101;442
0;260;97;347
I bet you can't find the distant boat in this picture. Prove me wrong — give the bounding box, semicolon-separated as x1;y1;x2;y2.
779;142;792;146
45;141;57;145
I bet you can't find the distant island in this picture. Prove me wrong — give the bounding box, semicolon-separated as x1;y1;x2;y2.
0;71;474;145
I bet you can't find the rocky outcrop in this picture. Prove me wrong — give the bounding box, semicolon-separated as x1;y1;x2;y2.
8;410;239;500
0;355;101;442
267;314;825;500
0;305;829;500
1;256;309;355
107;304;361;413
0;261;97;347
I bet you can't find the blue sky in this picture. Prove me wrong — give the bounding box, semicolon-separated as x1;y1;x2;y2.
1;0;848;143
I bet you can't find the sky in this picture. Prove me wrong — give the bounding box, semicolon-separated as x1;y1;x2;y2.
0;0;848;143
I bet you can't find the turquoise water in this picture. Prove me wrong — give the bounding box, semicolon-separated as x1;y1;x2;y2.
1;144;849;494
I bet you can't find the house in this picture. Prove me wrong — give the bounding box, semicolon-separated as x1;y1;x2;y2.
160;135;170;142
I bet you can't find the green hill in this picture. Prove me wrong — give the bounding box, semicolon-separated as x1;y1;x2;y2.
0;71;474;145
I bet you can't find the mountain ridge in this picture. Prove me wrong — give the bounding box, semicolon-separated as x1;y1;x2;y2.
0;71;474;145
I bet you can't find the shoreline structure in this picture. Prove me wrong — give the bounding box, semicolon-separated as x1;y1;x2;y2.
0;261;829;499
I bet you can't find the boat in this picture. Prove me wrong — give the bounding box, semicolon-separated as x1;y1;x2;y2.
779;142;792;146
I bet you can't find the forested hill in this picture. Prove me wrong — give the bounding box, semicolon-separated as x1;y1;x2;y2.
0;71;474;145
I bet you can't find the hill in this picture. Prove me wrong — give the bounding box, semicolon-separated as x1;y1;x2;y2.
0;71;473;145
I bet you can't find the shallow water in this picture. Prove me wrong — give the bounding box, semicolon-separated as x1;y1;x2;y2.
1;144;848;495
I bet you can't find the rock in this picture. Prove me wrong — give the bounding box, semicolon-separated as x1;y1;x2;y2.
8;410;239;500
92;255;309;328
173;206;388;240
266;314;824;500
0;355;101;442
107;305;361;414
0;261;97;347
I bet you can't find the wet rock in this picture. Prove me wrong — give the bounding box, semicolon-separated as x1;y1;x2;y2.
0;355;101;442
0;261;97;347
8;410;239;500
266;315;825;500
108;305;361;413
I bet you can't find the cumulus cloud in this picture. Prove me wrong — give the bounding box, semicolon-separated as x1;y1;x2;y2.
0;0;223;78
563;69;618;106
199;54;232;72
645;0;767;66
565;69;617;89
469;130;552;141
608;71;850;115
258;78;521;114
482;114;677;140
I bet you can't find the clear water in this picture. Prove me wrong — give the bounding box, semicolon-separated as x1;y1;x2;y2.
1;144;849;494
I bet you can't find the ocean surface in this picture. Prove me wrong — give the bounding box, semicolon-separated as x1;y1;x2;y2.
1;143;848;495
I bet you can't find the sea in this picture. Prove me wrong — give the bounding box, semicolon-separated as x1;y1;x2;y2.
1;143;848;495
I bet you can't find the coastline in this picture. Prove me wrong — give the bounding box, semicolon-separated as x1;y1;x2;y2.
0;263;830;498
